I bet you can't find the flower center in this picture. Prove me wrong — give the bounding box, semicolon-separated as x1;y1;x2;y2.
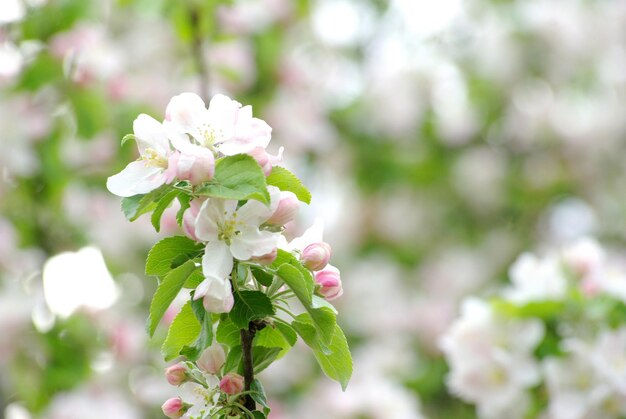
217;213;241;245
142;148;168;168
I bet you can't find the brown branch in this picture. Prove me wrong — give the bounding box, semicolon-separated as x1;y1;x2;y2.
240;326;257;411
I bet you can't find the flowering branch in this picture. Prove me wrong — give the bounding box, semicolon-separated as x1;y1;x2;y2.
107;92;352;418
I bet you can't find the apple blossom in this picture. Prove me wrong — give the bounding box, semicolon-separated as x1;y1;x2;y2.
161;397;189;419
192;188;282;312
106;114;176;197
301;242;332;271
169;143;215;185
197;343;226;375
165;363;189;386
314;265;343;300
504;252;567;303
266;190;299;226
220;373;245;395
164;92;271;156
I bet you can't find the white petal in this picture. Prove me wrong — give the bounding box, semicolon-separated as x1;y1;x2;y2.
236;186;280;225
218;117;272;156
288;218;325;252
195;199;222;241
202;240;233;281
133;114;170;157
106;161;165;197
202;278;234;313
230;227;279;260
165;92;207;133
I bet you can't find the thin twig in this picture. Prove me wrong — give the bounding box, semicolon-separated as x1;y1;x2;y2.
189;8;210;102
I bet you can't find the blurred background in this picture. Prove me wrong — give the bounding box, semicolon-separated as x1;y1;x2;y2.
2;0;626;418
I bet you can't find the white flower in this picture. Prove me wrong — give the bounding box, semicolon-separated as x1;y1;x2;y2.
441;298;543;419
591;328;626;395
504;253;568;303
543;340;612;419
192;188;281;312
165;92;271;156
106;114;175;197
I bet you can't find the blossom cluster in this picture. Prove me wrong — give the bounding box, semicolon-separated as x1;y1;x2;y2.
441;238;626;419
107;93;349;418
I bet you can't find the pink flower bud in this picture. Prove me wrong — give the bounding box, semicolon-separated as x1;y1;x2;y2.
197;343;225;375
164;362;188;386
182;199;204;241
176;148;215;185
301;242;332;271
161;397;189;419
220;373;245;395
314;265;343;300
249;147;272;176
267;191;299;226
251;247;277;265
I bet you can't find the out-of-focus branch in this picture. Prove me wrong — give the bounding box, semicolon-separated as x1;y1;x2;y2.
188;8;209;101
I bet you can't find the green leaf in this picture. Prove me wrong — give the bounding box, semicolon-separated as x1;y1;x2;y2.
252;411;266;419
145;236;203;276
183;267;204;289
276;263;337;346
225;346;281;375
121;185;170;221
176;193;191;226
267;166;312;204
292;313;353;391
251;267;274;287
148;260;197;336
216;317;241;348
251;379;270;416
230;291;275;329
250;346;282;374
121;133;135;147
180;299;213;361
161;301;201;361
196;154;269;204
276;263;314;306
492;299;565;320
151;190;179;232
275;322;298;347
255;325;295;359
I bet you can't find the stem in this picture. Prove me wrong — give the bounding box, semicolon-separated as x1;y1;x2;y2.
240;327;257;411
189;8;210;101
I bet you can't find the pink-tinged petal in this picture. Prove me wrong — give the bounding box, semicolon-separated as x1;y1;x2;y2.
133;114;170;157
230;227;279;260
202;278;234;313
106;161;165;197
288;218;325;252
165;92;207;134
176;144;215;184
201;240;233;281
193;278;211;300
235;186;280;226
